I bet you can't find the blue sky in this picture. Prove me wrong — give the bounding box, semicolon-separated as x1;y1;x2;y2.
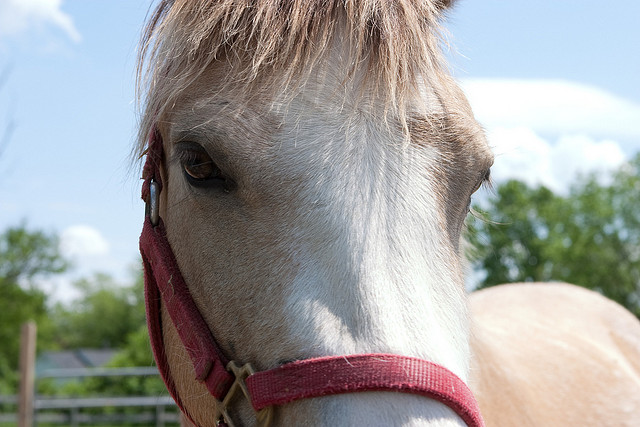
1;0;639;301
446;0;640;102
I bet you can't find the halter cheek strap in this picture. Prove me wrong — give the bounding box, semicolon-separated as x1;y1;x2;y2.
141;216;234;399
140;128;484;427
140;127;234;421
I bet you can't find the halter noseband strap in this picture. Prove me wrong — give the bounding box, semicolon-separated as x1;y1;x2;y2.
139;128;484;427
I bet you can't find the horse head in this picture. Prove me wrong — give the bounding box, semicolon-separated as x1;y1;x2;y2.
136;1;493;425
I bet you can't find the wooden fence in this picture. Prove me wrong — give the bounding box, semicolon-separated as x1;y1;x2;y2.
1;394;180;426
0;322;183;426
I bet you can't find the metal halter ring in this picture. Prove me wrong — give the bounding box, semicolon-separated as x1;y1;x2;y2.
147;180;160;226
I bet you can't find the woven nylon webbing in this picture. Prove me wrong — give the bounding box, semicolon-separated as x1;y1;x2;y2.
246;354;484;427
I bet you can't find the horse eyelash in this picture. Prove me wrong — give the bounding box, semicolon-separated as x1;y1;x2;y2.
482;177;494;192
173;146;214;168
481;169;494;192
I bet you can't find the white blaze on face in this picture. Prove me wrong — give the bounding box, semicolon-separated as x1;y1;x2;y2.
251;71;475;425
268;74;469;382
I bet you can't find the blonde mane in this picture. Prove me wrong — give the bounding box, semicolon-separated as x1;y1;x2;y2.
135;0;453;157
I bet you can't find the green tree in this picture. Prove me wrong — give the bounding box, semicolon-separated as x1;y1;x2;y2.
78;325;166;397
101;271;165;396
52;272;146;349
0;224;67;284
0;224;68;393
43;269;166;398
468;154;640;317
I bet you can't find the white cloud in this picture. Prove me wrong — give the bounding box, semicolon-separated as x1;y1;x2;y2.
488;127;626;194
0;0;81;42
488;127;552;188
461;78;640;143
551;135;626;186
38;276;82;304
50;226;138;303
60;225;109;258
459;78;635;193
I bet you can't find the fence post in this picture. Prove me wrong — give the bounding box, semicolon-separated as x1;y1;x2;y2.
155;403;165;427
70;406;79;427
18;321;37;427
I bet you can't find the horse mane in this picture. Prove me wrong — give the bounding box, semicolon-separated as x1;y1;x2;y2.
135;0;453;157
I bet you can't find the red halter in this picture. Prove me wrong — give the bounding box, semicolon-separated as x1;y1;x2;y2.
140;128;484;427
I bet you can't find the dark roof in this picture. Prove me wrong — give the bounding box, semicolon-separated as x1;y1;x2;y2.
36;349;118;374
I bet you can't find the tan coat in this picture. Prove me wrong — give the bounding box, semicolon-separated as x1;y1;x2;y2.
470;283;640;427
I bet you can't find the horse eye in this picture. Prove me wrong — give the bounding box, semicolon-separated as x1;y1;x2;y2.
483;168;492;184
183;150;220;181
467;168;492;214
176;143;232;190
473;168;492;194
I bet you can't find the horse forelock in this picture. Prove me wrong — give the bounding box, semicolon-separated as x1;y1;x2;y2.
135;0;453;159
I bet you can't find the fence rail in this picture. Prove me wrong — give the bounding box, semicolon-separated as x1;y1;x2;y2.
1;395;180;426
2;349;181;427
34;395;176;410
37;366;161;379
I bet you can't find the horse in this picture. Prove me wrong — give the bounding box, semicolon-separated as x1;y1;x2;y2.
469;283;640;426
134;1;640;426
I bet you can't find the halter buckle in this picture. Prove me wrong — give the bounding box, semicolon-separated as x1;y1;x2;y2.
214;361;273;427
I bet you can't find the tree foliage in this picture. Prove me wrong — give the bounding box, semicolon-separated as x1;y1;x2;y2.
41;270;164;398
51;325;167;398
51;272;146;349
0;223;155;396
0;224;68;393
0;224;67;285
467;154;640;317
